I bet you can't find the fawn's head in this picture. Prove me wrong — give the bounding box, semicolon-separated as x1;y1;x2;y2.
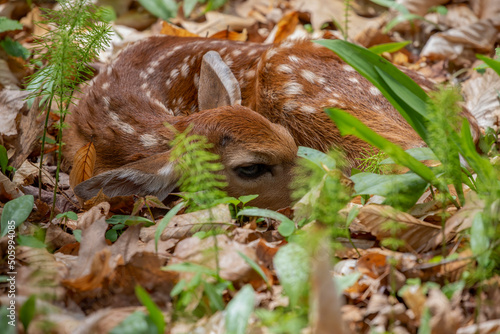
70;51;298;209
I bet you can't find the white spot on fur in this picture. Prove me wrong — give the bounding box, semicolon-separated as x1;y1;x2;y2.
328;99;339;105
219;47;227;54
152;99;171;114
109;112;135;134
102;82;109;90
180;63;190;77
165;78;172;87
140;134;159;147
343;65;355;72
288;55;300;64
170;68;179;80
348;77;359;84
277;64;293;74
158;163;174;176
147;67;155;74
183;55;191;64
103;96;110;108
245;70;256;79
369;86;381;96
265;48;279;60
300;70;320;84
140;71;148;79
194;73;199;89
283;101;298;112
333;93;340;98
106;66;112;76
173;45;183;52
284;81;303;95
300;105;316;113
280;41;295;49
150;60;160;68
141;83;148;90
232;49;242;57
248;49;257;56
223;54;234;67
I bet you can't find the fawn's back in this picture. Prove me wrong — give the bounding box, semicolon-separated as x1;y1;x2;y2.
97;36;454;165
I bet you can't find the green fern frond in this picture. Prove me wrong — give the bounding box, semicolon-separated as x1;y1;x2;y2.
170;126;227;211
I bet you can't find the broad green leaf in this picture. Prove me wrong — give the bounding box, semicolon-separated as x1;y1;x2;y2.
0;145;8;173
273;243;309;307
163;262;217;276
418;307;432;334
237;251;269;286
325;108;437;184
237;208;295;236
470;213;490;268
225;285;255;334
477;54;500;77
183;0;198;17
17;235;46;248
238;194;259;205
297;146;336;170
1;195;34;237
0;306;16;334
0;37;30;60
315;39;430;141
137;0;178;21
203;281;225;311
334;272;361;296
155;202;184;252
19;295;36;332
56;211;78;220
106;215;153;226
0;17;23;33
368;41;410;55
350;172;428;209
109;311;156;334
381;147;438;164
135;286;165;334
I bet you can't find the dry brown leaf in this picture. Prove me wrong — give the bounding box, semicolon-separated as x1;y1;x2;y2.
273;11;300;44
0;172;23;202
160;20;199;37
69;142;96;189
145;203;232;240
170;234;260;284
63;248;114;291
357;205;442;253
463;68;500;131
471;0;500;20
398;0;449;16
426;288;464;334
357;253;388;279
0;89;28;136
399;284;427;320
179;12;256;37
421;18;499;60
457;320;500;334
210;29;248;41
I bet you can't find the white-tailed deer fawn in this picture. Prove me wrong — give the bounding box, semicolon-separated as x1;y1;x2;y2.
64;36;479;209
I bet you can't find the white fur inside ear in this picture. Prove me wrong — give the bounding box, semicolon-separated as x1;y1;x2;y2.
198;51;242;110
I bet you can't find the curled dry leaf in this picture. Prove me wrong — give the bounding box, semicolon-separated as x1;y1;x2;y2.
210;29;248;41
421;19;499;60
457;320;500;334
179;12;256;37
0;89;27;136
141;203;232;241
357;204;442;253
273;11;300;44
160;20;199;37
171;234;260;284
463;68;500;131
0;172;23;201
69;142;96;190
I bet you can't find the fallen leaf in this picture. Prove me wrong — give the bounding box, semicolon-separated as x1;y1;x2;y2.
210;29;248;41
273;11;300;44
69;142;96;190
160;20;199;37
357;205;442;253
427;288;464;334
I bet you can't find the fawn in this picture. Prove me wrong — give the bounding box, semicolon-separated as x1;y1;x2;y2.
64;36;479;209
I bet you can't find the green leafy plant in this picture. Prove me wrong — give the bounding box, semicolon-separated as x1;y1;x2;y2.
316;39;500;278
26;0;112;218
0;145;16;177
137;0;228;20
165;262;233;318
169;126;227;212
110;286;165;334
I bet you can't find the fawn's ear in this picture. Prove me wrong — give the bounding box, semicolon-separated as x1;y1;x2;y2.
198;50;242;110
73;152;178;201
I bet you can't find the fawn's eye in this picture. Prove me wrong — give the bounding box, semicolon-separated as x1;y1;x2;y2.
235;164;271;179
